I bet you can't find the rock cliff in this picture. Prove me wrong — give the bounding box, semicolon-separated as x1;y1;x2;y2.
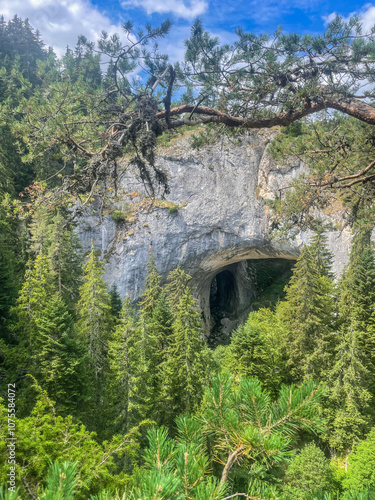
77;129;352;335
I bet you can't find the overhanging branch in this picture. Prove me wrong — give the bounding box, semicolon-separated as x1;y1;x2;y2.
156;97;375;129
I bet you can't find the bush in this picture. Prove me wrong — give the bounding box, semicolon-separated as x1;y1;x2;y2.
110;208;134;223
343;428;375;491
168;205;179;214
282;443;333;499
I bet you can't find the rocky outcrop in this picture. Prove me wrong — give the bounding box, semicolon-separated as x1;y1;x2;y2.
77;129;352;333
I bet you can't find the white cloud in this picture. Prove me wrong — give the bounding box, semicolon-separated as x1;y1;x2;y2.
0;0;123;56
323;12;337;25
358;4;375;32
121;0;208;20
324;3;375;32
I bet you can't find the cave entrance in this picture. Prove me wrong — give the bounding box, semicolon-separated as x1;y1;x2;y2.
209;270;238;346
206;258;296;347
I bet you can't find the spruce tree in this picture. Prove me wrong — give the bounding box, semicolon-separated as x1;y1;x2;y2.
0;201;23;335
165;266;191;313
77;242;112;376
138;255;162;319
76;243;112;432
325;229;375;451
147;292;174;368
326;325;373;452
338;230;375;364
132;256;170;422
109;284;122;319
33;295;89;416
147;292;174;423
29;208;83;308
7;252;55;415
108;298;145;433
277;231;336;382
223;308;288;397
160;287;211;425
47;212;83;306
12;253;54;348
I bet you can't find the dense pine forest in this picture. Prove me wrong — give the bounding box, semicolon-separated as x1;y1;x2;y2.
1;13;375;500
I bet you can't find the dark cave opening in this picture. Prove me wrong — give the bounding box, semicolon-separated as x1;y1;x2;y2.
209;270;237;321
208;259;296;347
209;270;238;346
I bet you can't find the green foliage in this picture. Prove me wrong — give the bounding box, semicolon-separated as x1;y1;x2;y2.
159;288;211;425
0;15;49;85
201;374;326;485
164;266;191;313
32;295;89;416
277;231;336;382
248;258;295;311
11;253;55;346
282;444;333;499
343;428;375;491
0;390;139;499
325;230;375;451
28;207;83;307
221;308;288;396
39;461;78;500
108;298;147;433
3;16;375;498
77;242;112;375
325;327;373;452
269;116;375;233
138;255;162;319
76;243;114;433
0;485;21;500
129;416;227;500
110;209;134;223
109;284;122;318
168;205;179;214
0;196;25;333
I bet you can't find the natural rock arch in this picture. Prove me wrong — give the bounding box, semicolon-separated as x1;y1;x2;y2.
77;130;352;330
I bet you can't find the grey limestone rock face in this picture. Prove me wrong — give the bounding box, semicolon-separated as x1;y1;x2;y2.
77;129;352;332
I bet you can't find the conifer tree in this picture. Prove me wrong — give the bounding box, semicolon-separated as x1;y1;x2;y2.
325;229;375;451
39;461;78;500
77;243;112;376
138;255;162;319
326;325;373;452
7;252;55;415
0;201;23;335
282;443;332;499
147;293;174;369
29;208;83;308
109;284;122;319
277;231;336;382
147;293;174;423
202;374;326;487
12;253;54;348
132;256;170;422
160;288;211;425
165;266;191;313
47;212;83;306
338;229;375;364
222;308;288;397
129;417;227;500
108;298;145;433
343;427;375;491
33;295;89;416
76;243;112;432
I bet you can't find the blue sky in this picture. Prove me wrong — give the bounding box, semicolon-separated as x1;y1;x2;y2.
1;0;375;59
